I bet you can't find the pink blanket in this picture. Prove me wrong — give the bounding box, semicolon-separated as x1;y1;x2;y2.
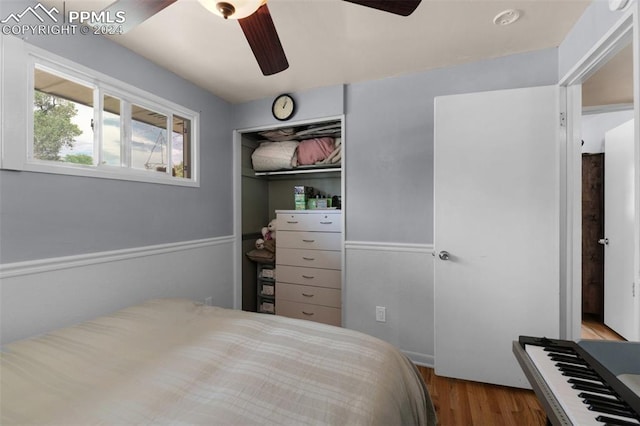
296;137;335;165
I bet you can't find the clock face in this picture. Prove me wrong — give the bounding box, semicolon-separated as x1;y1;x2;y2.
272;95;295;121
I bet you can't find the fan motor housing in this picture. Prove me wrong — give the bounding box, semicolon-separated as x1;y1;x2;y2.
216;2;236;19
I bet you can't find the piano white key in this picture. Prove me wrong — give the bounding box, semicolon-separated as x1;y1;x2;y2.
525;345;640;426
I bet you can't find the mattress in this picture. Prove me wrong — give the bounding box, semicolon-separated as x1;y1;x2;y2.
0;298;435;425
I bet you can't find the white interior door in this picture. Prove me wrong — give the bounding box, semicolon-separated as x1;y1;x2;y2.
434;85;560;388
603;119;638;340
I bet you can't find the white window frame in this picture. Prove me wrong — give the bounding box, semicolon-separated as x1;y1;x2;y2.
2;37;199;187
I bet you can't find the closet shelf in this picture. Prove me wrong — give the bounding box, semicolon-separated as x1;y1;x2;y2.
249;119;342;177
254;165;341;176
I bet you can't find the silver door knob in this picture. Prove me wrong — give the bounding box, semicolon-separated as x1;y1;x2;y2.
438;251;450;260
598;238;609;245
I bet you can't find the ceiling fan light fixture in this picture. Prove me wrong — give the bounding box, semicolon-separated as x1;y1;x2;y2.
198;0;265;20
216;2;235;19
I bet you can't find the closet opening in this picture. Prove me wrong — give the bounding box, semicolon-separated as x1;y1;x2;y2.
234;116;345;321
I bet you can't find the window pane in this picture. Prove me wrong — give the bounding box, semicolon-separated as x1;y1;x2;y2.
131;104;167;173
33;68;94;164
102;94;121;166
172;115;191;178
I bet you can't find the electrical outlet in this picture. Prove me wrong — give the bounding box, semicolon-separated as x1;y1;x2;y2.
375;306;386;322
205;297;213;306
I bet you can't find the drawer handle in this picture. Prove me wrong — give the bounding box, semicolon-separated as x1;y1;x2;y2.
302;239;315;243
320;221;333;225
302;293;314;297
302;257;315;261
287;221;299;224
302;275;315;279
302;311;314;316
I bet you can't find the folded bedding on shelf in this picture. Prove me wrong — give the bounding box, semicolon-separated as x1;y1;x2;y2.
258;127;296;141
294;122;341;139
318;137;341;165
251;141;299;171
296;137;336;166
320;145;341;164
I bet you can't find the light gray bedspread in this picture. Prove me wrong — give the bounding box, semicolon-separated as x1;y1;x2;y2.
1;298;436;425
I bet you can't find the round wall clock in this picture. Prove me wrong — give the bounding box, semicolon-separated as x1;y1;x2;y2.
272;94;295;121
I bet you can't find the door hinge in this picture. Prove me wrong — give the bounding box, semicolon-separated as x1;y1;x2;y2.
559;112;566;127
633;282;636;298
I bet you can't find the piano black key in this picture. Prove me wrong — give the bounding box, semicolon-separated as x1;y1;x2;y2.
571;380;616;395
543;345;577;354
549;354;589;365
588;403;638;420
557;363;601;378
561;370;602;382
578;391;623;405
595;415;640;426
562;369;605;381
555;361;593;370
569;378;610;388
583;396;632;412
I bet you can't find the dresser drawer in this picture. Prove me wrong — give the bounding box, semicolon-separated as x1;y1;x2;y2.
277;213;341;232
276;265;341;289
278;283;341;308
277;248;341;269
276;300;341;326
277;231;341;251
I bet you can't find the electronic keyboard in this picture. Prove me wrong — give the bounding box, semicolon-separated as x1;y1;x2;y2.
513;336;640;426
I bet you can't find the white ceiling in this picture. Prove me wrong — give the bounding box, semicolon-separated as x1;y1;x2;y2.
44;0;592;104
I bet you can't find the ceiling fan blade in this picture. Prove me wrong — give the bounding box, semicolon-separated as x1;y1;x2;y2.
343;0;421;16
238;4;289;76
102;0;177;33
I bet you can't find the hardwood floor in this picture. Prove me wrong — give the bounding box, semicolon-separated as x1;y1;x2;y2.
417;319;624;425
417;365;547;425
581;314;626;341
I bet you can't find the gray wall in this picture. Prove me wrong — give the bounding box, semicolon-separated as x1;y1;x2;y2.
0;0;611;356
0;1;233;264
232;84;344;130
345;48;559;244
232;48;558;246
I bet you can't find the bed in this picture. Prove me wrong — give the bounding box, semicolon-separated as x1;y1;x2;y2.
0;298;436;425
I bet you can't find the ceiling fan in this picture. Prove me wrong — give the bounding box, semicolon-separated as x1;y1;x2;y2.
103;0;422;76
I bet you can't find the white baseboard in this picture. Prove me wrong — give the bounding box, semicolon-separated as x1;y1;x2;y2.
403;351;435;368
0;237;235;345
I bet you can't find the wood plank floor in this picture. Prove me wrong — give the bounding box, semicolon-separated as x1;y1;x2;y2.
417;366;547;425
416;320;624;425
581;314;626;341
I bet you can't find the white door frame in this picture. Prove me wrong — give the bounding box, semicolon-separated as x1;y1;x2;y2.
560;5;640;341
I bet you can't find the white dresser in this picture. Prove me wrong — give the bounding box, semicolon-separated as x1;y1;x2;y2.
275;210;342;326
